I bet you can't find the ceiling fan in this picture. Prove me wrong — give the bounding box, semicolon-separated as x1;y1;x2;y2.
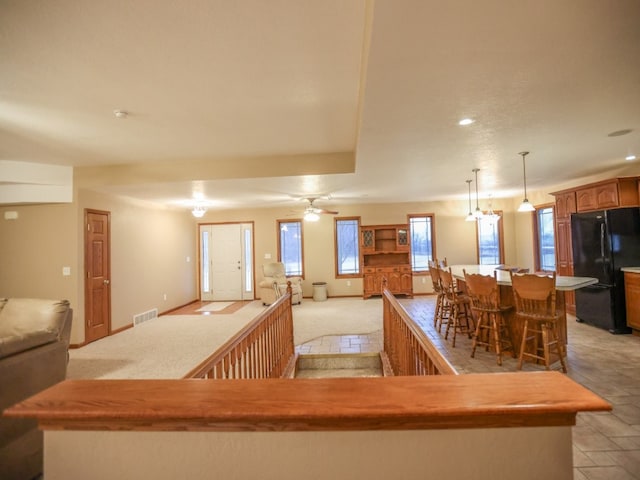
302;197;339;221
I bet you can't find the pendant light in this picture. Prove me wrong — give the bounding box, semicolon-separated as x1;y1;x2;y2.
465;179;475;221
472;168;484;219
517;151;535;212
486;194;500;224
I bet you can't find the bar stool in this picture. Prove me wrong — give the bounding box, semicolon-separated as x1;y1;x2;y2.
428;261;445;330
440;268;473;347
510;271;568;373
463;270;514;366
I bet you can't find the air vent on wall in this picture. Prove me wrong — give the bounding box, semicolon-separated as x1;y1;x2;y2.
133;308;158;326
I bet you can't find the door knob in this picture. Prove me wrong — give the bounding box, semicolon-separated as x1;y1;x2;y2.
104;279;110;285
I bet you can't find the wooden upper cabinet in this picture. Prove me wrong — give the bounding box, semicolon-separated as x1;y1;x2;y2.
572;178;639;212
555;192;576;219
576;183;618;211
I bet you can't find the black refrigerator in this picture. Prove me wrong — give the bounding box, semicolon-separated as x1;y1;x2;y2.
571;207;640;333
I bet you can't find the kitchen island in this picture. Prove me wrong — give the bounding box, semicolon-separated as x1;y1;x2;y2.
622;267;640;334
449;265;598;356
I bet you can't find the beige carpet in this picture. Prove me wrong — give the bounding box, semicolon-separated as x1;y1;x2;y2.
67;297;383;380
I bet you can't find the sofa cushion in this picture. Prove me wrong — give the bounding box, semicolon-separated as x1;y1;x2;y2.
0;299;70;360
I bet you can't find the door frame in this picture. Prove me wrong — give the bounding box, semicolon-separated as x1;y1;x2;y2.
84;208;112;344
197;221;255;301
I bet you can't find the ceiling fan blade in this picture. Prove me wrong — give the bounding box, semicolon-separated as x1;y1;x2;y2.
317;208;339;215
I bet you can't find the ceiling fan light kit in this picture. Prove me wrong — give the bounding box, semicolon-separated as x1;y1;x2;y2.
302;197;338;221
191;205;207;218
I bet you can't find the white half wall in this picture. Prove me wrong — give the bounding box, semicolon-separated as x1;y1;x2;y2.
0;160;72;204
45;427;573;480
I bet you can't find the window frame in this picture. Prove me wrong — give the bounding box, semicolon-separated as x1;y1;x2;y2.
276;219;305;279
475;211;505;265
533;203;556;272
334;216;361;278
407;213;436;274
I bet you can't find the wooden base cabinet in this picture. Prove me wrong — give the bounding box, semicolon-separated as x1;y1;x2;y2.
360;225;413;299
624;271;640;334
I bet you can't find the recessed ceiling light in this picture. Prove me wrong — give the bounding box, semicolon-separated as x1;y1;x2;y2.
113;109;128;119
626;154;636;161
458;118;474;126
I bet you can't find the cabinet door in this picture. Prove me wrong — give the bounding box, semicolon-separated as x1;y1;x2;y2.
624;272;640;331
361;228;375;253
576;183;620;212
556;192;576;219
595;183;619;209
396;227;410;251
576;188;598;212
363;273;376;296
400;272;413;294
556;219;571;269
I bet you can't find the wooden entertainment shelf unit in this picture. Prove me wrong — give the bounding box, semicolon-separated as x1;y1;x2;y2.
360;224;413;299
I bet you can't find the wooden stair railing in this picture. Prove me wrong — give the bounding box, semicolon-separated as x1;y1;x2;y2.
183;284;296;379
383;288;458;376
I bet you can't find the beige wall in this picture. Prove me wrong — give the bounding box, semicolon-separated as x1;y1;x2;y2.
0;191;197;345
199;196;524;298
44;427;573;480
0;202;78;305
2;163;638;344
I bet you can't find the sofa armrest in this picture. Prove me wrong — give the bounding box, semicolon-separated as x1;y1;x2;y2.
258;278;277;288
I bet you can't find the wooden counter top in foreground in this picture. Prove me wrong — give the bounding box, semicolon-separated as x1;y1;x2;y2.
4;372;611;432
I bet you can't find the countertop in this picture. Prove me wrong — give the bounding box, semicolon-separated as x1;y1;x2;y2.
621;267;640;274
449;265;598;291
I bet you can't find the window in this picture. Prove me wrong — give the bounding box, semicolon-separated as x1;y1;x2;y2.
335;217;360;276
535;206;556;271
277;220;304;277
408;214;435;272
476;214;504;265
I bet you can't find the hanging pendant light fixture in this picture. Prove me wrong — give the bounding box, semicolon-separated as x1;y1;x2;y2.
465;179;475;221
517;151;535;212
486;194;500;224
472;168;484;219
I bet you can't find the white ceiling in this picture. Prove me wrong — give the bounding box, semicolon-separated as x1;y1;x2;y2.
2;0;640;212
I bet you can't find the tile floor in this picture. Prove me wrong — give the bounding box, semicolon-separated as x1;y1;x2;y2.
296;296;640;479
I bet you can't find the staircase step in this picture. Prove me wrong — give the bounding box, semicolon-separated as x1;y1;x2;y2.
295;353;383;378
296;367;382;378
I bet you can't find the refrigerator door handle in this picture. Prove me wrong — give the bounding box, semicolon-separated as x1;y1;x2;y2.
600;222;608;280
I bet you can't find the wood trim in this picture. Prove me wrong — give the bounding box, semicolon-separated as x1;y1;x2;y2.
383;289;457;375
532;203;555;272
276;218;305;280
5;372;610;432
334;216;362;278
406;213;436;271
475;210;505;264
159;299;201;316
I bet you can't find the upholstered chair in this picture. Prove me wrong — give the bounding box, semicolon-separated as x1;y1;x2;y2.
258;262;303;305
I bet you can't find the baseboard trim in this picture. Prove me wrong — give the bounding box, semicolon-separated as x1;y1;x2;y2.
160;299;200;316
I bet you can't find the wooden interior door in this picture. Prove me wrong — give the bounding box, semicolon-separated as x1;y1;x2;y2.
84;209;111;344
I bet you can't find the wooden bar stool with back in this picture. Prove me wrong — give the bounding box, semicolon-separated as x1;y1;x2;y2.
439;267;473;347
463;269;514;366
428;260;446;331
509;271;568;373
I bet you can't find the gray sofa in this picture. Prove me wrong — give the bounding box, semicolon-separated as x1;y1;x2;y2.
0;298;73;480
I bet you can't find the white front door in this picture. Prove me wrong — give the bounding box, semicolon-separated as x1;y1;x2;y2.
200;223;254;301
